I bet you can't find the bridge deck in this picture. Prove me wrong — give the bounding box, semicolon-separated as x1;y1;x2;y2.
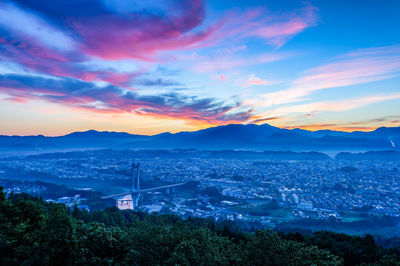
101;182;186;199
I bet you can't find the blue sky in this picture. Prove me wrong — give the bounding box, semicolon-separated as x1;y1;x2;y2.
0;0;399;135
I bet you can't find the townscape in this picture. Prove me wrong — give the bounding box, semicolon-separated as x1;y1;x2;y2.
2;0;400;264
1;149;399;236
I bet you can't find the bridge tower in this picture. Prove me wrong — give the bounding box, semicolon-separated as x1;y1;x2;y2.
131;162;141;208
131;162;140;193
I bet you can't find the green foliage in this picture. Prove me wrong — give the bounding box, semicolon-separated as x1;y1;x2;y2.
245;231;342;265
0;187;398;265
280;230;400;265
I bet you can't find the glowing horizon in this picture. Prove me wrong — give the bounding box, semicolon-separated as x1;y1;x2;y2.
1;120;394;138
1;0;399;136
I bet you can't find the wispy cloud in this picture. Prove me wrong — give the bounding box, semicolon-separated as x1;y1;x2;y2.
6;0;219;60
219;3;319;48
132;78;182;87
0;0;223;89
0;2;75;52
247;116;281;124
0;0;315;80
244;74;277;87
249;92;400;130
256;45;400;107
246;3;318;47
0;74;253;125
191;52;290;73
284;124;378;132
282;115;400;132
0;0;316;111
2;0;397;134
348;115;400;126
270;93;400;116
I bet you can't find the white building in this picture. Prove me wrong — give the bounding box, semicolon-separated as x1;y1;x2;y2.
116;194;134;210
222;188;244;198
292;193;299;204
298;200;313;211
281;193;287;202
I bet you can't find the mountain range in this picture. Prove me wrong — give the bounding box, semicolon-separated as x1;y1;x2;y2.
0;124;399;153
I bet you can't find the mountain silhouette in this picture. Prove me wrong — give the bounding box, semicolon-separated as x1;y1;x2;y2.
0;124;398;152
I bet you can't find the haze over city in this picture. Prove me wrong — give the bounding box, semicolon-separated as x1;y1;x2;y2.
0;0;399;136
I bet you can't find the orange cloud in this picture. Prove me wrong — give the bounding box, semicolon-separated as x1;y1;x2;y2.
284;124;377;132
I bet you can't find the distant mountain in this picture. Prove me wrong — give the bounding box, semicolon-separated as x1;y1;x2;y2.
64;130;139;138
0;124;399;152
292;128;352;138
0;130;149;151
335;150;400;160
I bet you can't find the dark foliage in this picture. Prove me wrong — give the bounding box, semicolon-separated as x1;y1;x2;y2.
0;187;398;265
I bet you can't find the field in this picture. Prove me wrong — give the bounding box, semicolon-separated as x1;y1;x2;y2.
229;200;295;220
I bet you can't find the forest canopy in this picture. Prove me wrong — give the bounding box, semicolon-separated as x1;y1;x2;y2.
1;188;399;265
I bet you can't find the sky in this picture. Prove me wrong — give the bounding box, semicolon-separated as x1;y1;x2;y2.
0;0;399;136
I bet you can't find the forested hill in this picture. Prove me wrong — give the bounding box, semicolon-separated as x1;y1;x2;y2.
1;189;399;265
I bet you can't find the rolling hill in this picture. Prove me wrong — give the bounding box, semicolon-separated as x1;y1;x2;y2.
0;124;399;152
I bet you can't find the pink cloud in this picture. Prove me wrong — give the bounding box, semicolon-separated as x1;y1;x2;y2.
258;45;400;106
244;74;276;87
0;0;319;126
270;93;400;117
0;34;141;88
66;0;224;61
0;74;255;126
251;18;309;47
282;115;400;132
220;3;319;48
0;0;318;91
0;0;224;89
250;3;318;47
219;74;226;81
192;53;290;73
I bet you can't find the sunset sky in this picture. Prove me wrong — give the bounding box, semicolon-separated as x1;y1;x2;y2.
0;0;399;136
